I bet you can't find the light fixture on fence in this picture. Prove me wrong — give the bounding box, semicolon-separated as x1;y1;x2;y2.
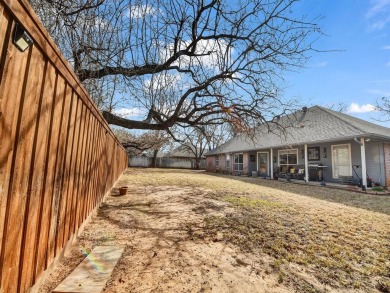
13;23;33;52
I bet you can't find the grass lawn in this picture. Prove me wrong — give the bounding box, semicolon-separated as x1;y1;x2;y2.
41;168;390;293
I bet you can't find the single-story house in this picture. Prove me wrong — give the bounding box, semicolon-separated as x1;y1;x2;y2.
205;106;390;189
165;145;207;169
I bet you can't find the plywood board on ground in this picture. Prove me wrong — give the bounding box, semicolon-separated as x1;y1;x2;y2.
52;246;124;293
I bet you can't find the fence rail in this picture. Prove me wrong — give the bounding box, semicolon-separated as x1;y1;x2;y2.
0;0;128;292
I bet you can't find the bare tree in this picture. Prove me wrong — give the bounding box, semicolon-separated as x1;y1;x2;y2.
30;0;322;132
203;123;233;150
376;97;390;121
113;128;171;165
175;127;209;169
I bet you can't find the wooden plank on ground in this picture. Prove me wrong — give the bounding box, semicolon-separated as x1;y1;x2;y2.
52;246;124;293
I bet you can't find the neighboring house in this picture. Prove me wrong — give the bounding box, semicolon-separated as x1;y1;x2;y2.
205;106;390;189
165;145;207;169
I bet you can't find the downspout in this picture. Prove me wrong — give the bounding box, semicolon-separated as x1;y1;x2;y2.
354;137;362;145
304;144;309;182
354;137;367;189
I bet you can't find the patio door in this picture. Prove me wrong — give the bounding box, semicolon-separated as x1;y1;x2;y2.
331;144;352;178
257;152;269;176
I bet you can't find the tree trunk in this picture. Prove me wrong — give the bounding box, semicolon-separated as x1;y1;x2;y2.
195;158;200;170
152;149;159;168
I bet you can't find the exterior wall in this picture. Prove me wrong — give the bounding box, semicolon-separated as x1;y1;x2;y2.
248;151;257;174
364;142;385;186
384;143;390;187
218;154;227;173
207;139;389;186
243;152;249;175
206;156;215;172
225;153;232;174
271;140;387;185
329;140;386;185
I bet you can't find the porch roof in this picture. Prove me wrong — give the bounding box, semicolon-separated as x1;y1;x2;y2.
207;106;390;155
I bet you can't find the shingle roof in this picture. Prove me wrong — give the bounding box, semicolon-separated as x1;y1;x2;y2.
165;145;207;158
206;106;390;155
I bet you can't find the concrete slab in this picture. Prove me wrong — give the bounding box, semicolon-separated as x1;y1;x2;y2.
52;246;124;293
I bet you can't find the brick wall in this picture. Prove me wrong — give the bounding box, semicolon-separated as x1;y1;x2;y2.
206;156;215;172
218;155;227;173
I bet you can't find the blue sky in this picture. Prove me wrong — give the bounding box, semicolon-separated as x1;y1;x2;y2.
285;0;390;126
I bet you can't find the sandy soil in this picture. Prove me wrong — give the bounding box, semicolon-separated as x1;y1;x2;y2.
38;168;390;293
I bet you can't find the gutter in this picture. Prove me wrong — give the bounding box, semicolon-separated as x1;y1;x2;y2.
205;134;390;156
354;137;363;145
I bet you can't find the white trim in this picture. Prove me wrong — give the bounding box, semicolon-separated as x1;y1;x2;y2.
331;143;352;178
256;151;269;176
360;138;367;187
226;153;230;169
304;144;309;182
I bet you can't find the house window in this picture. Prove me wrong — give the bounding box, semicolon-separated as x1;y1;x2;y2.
308;147;320;161
331;144;352;178
278;149;298;165
226;154;230;169
215;156;219;167
233;153;244;171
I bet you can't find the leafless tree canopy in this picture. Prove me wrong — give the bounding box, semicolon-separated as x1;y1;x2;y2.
113;129;170;154
30;0;322;131
376;97;390;121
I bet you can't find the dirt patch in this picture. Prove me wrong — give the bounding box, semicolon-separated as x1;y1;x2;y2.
39;168;390;293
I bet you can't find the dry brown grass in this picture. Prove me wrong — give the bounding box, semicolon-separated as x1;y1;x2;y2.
121;168;390;292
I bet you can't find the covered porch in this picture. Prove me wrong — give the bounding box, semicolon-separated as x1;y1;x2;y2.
247;137;379;190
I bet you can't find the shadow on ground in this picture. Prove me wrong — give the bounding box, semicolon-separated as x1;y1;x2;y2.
205;172;390;215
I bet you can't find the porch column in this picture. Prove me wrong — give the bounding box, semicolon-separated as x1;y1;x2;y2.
304;144;309;182
270;148;274;179
360;137;367;188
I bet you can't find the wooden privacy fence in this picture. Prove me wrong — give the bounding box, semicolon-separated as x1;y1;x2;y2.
129;156;206;169
0;0;128;292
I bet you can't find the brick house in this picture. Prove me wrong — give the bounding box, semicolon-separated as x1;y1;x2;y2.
206;106;390;189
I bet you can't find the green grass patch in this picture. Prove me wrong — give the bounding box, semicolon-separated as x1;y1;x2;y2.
223;195;284;209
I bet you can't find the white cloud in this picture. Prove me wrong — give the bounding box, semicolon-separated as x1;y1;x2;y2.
127;5;156;19
348;103;377;113
114;107;145;118
366;0;390;19
366;0;390;30
160;39;234;72
368;17;390;30
311;61;328;68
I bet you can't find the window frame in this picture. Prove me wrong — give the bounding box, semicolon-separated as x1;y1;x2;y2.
233;153;244;171
331;143;352;178
278;149;298;166
307;146;320;161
